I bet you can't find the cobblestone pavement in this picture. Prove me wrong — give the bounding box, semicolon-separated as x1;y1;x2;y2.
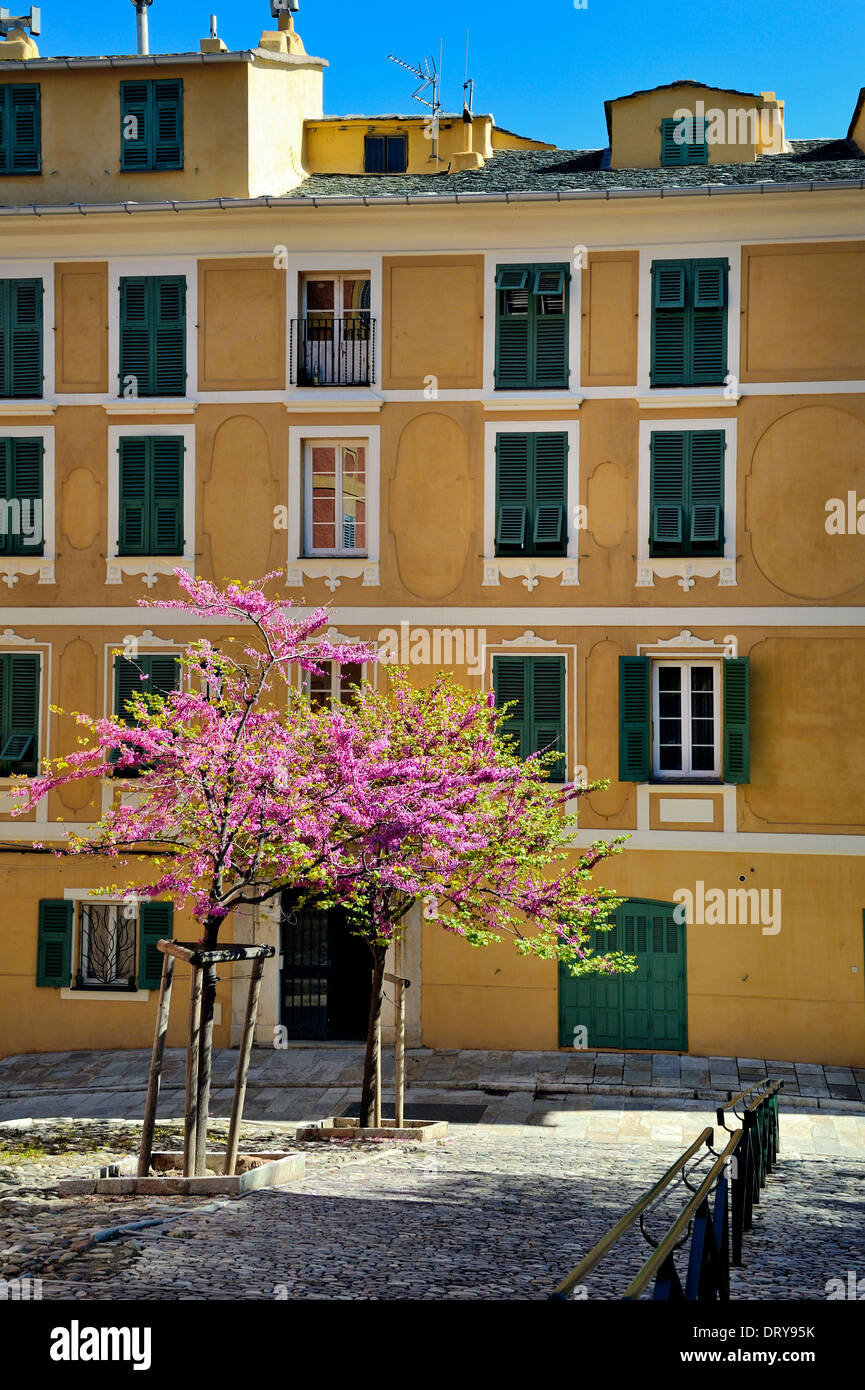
1;1104;862;1301
2;1046;863;1121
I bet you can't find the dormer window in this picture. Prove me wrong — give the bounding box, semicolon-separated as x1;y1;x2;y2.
364;133;407;173
660;116;708;167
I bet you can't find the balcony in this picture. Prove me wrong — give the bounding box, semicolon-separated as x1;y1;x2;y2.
290;315;376;387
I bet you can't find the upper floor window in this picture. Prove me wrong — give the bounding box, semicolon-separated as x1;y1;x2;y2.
495;264;569;390
117;435;184;555
121;80;183;171
650;258;728;387
618;655;749;784
660;116;707;167
0;278;43;399
294;274;373;387
0;651;40;777
0;437;44;557
0;83;40;175
112;653;181;774
364;134;407;173
304;441;367;556
493;654;566;781
495;431;567;557
119;276;186;398
650;429;725;557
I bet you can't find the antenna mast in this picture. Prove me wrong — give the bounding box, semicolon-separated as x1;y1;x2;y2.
387;48;442;169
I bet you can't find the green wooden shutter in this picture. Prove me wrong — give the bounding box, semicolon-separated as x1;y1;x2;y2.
532;432;567;551
120;81;152;170
495;432;530;552
650;431;687;553
6;84;41;174
691;259;728;384
114;654;145;726
493;655;528;759
531;657;566;781
0;652;39;775
153;277;186;396
495;265;531;389
118;436;149;554
138;900;173;989
619;655;650;781
689;430;725;553
145;654;181;700
10;437;44;556
36;900;73;987
9;279;42;398
723;656;750;784
153;80;183;169
151;436;184;553
532;264;569;389
651;261;688;386
660;116;707;166
119;277;152;396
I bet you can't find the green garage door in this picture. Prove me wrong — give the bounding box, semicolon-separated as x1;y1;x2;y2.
558;899;687;1051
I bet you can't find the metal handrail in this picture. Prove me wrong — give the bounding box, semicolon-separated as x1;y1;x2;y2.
550;1128;714;1299
622;1128;741;1300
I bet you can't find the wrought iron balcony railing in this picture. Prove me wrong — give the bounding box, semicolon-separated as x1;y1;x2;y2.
290;315;376;387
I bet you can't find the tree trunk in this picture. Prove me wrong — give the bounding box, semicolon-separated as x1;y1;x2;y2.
194;916;221;1173
359;941;387;1129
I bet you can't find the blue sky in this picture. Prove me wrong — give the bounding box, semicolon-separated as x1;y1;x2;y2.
35;0;865;149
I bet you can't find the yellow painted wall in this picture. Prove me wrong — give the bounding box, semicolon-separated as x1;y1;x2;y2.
247;59;323;195
54;263;108;394
422;849;865;1066
740;241;865;381
608;85;783;168
302;116;494;174
580;251;639;385
198;258;286;391
382;256;484;389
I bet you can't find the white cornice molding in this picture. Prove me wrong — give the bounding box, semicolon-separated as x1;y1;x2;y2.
637;558;737;591
106;558;195;589
0;627;37;644
0;558;55;588
483;559;579;591
285;560;380;592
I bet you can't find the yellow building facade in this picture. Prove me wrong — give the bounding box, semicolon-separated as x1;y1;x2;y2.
0;17;863;1065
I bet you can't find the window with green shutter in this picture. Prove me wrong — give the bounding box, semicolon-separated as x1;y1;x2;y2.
120;79;183;171
660;116;707;167
495;431;568;556
0;652;40;776
36;900;73;987
119;277;186;398
0;437;43;556
118;435;184;555
0;278;43;399
650;259;728;387
138;901;174;989
495;263;569;390
0;84;41;175
649;430;725;557
493;654;566;780
618;654;750;785
112;652;180;774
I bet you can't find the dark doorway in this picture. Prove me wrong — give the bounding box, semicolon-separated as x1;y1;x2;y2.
280;899;372;1041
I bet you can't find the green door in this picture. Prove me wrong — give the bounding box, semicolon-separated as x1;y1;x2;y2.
558;899;687;1051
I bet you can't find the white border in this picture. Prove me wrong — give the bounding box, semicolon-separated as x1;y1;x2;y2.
287;423;380;589
483;635;577;786
482;419;580;589
285;253;382;403
0;258;54;399
0;423;55;587
482;249;582;401
637;241;741;400
106;422;196;587
108;257;198;405
637;417;737;590
0;640;50;823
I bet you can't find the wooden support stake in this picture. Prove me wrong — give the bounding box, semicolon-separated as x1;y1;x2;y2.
183;965;203;1178
195;964;217;1176
224;957;265;1176
394;939;405;1129
138;948;175;1177
373;1011;382;1128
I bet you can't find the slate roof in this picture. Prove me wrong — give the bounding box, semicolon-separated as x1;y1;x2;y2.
287;139;864;199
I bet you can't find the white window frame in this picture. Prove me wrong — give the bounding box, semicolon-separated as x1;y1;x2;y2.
484;632;577;789
303;438;370;559
108;257;198;407
636;241;740;403
285;254;382;402
287;424;380;589
0;259;55;401
652;658;721;781
106;422;196;588
637;417;737;590
482;419;580;589
0;639;49;821
482;250;582;401
0;423;56;588
77;900;139;989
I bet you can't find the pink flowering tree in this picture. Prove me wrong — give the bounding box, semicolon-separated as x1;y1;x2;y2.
308;669;632;1126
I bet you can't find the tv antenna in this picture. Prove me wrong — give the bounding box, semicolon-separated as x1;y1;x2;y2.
0;7;41;37
387;46;443;168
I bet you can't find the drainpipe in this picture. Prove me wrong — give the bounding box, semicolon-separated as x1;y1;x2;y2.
131;0;153;56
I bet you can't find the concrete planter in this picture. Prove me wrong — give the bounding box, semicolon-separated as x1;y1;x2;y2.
57;1150;305;1197
295;1116;448;1141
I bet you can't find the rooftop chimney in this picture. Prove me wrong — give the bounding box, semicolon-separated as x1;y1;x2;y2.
131;0;152;57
